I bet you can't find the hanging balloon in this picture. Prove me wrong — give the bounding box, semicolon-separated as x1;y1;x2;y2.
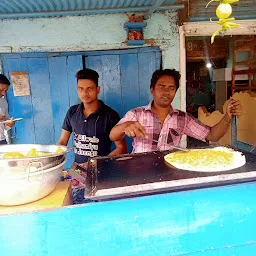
206;0;240;44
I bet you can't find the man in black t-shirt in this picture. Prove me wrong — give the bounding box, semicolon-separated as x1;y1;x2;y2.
57;69;127;165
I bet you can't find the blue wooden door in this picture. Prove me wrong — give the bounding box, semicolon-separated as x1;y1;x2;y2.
86;48;161;152
2;55;82;167
48;55;83;166
2;47;160;167
3;56;55;144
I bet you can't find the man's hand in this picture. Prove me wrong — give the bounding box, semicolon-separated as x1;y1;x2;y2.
226;98;243;119
124;121;147;138
5;118;15;128
206;98;243;142
0;114;5;121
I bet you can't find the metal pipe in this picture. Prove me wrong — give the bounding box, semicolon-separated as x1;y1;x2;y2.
144;0;166;19
0;4;185;19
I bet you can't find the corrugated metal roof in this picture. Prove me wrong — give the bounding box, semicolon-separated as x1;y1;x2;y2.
0;0;254;20
0;0;183;19
0;0;152;12
188;0;256;21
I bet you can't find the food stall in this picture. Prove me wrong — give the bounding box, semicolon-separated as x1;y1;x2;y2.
0;0;255;254
0;142;256;255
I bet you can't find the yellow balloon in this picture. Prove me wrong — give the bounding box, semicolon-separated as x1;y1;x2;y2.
216;3;232;19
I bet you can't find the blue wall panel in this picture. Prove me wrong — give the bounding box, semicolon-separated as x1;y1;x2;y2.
0;182;256;255
3;55;82;167
48;56;70;143
120;53;139;152
28;58;55;144
86;55;104;101
138;51;161;106
65;55;83;166
85;48;161;153
101;55;122;115
66;55;82;106
48;55;82;167
1;47;160;59
120;53;139;117
2;48;160;164
4;58;36;144
190;244;256;255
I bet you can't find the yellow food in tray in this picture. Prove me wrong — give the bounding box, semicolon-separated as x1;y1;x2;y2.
2;152;26;159
164;147;246;172
167;149;233;166
2;147;64;159
55;148;64;154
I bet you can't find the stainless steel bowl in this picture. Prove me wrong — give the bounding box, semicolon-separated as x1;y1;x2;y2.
0;159;67;206
0;144;72;175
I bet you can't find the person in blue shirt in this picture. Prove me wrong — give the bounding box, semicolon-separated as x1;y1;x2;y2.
57;69;126;165
0;74;15;144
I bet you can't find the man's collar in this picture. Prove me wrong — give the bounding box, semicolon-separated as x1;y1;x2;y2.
144;101;178;114
79;100;105;114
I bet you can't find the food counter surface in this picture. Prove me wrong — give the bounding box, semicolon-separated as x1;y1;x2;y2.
85;149;256;200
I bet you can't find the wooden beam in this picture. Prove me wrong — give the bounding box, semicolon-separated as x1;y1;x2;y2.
179;25;186;112
183;20;256;37
178;25;187;148
233;69;256;75
177;0;188;25
236;38;256;50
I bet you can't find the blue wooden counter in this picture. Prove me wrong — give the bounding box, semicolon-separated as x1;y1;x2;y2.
0;182;256;256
